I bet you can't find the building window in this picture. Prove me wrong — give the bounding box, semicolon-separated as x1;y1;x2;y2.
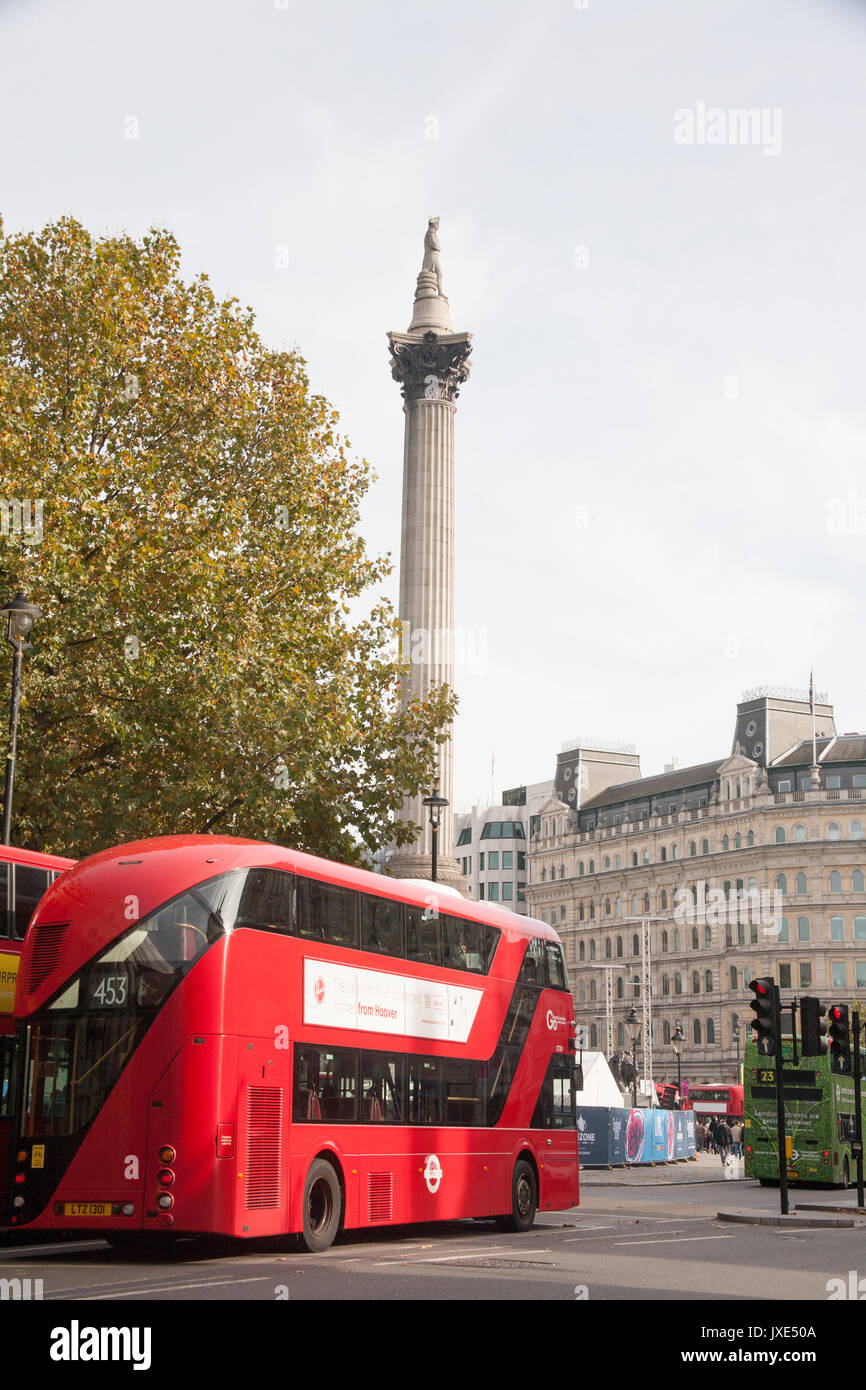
674;973;682;995
775;826;786;844
692;971;700;993
616;935;623;957
705;970;713;992
589;940;596;960
488;851;499;870
502;851;513;870
830;916;845;941
827;777;841;791
702;839;709;855
662;974;670;995
855;916;866;941
706;1019;715;1044
797;916;810;942
502;882;513;902
778;917;790;943
693;1019;702;1044
722;835;730;851
632;933;640;956
857;962;866;990
689;841;696;857
660;889;668;910
661;930;668;953
829;870;842;894
776;873;787;895
671;845;678;860
777;963;791;988
747;830;755;847
799;962;812;989
854;870;865;893
730;966;738;989
832;962;847;988
828;822;841;841
616;976;623;999
793;824;806;843
517;884;525;902
662;1020;671;1045
796;872;807;895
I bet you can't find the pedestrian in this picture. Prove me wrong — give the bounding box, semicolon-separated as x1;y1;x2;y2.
715;1118;733;1167
730;1118;743;1160
695;1119;706;1154
706;1116;717;1153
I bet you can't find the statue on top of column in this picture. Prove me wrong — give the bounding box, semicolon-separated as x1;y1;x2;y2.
422;217;443;296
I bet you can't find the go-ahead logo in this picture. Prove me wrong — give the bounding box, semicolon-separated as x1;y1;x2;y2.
546;1009;567;1031
424;1154;442;1194
313;977;326;1004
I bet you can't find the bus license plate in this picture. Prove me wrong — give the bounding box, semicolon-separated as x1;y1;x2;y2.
62;1202;111;1217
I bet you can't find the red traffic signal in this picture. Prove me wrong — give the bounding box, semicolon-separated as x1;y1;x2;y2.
828;1004;851;1073
748;976;777;1056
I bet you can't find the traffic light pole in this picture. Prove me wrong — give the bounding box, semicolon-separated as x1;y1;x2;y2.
853;1011;864;1210
773;985;789;1217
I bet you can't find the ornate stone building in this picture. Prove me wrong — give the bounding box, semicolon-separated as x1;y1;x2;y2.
525;690;866;1085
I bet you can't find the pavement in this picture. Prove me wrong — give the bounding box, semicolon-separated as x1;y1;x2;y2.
580;1150;746;1186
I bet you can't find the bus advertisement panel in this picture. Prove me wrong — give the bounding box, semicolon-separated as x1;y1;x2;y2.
744;1037;866;1187
7;836;579;1251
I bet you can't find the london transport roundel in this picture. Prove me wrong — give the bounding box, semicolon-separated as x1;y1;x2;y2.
313;977;325;1005
424;1154;443;1194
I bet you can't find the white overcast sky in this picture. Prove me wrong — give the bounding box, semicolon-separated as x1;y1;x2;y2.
2;0;865;812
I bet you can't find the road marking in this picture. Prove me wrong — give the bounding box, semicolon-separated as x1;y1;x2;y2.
613;1234;734;1246
60;1276;272;1300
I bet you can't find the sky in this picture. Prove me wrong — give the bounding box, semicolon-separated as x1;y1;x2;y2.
1;0;865;813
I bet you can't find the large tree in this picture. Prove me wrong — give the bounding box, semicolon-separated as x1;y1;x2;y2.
0;216;454;860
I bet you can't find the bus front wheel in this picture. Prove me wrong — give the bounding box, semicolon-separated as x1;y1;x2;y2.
302;1159;342;1252
497;1159;537;1234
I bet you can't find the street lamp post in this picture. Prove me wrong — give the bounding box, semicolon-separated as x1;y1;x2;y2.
1;593;42;846
625;1006;641;1107
422;780;449;884
733;1022;741;1077
672;1021;685;1105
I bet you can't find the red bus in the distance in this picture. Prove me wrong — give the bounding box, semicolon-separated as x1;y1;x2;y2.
683;1083;744;1123
8;836;579;1250
1;843;76;1207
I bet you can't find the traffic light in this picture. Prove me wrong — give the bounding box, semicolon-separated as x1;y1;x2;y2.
828;1004;851;1073
800;996;828;1057
748;976;777;1056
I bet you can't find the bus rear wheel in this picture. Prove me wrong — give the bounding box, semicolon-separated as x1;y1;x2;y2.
497;1159;537;1234
302;1159;342;1252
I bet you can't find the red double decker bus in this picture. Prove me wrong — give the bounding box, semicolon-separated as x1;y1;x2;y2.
8;836;579;1250
683;1084;744;1123
1;843;76;1207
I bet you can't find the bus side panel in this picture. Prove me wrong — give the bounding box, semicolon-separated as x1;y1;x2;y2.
145;1034;238;1235
233;1036;288;1238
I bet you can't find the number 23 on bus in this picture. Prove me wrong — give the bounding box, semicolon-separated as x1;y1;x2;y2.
9;836;579;1251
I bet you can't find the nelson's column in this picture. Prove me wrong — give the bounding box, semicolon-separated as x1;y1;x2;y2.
387;218;471;891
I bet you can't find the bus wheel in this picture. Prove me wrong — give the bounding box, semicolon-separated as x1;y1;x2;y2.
302;1159;342;1252
500;1159;537;1234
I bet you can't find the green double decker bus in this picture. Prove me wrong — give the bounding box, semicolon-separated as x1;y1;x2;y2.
744;1035;866;1188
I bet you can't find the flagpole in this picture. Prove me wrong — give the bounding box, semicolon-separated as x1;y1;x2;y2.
811;667;816;767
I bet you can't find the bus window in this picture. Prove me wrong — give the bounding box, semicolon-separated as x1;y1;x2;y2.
408;1056;443;1123
545;943;568;990
295;1045;358;1122
0;1037;15;1119
441;915;488;972
445;1058;484;1125
359;895;403;958
14;865;51;940
532;1054;577;1129
235;869;293;933
296;879;358;949
406;906;441;966
361;1051;405;1122
519;938;546;987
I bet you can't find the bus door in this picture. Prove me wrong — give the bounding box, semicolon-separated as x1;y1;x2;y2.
235;1036;288;1238
0;1035;15;1220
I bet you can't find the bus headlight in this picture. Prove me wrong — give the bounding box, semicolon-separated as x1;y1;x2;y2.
156;1193;174;1210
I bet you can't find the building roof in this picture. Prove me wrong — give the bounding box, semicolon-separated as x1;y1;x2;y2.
581;760;728;812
